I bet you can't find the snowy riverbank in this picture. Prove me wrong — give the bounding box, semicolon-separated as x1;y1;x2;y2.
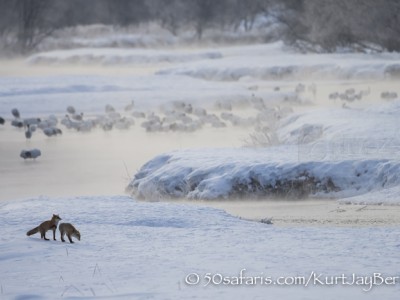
127;98;400;203
127;148;400;201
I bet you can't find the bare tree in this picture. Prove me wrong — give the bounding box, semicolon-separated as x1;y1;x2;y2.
228;0;270;32
147;0;191;36
15;0;54;53
192;0;218;39
276;0;400;52
2;0;400;55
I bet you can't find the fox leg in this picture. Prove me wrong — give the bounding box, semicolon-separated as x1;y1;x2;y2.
41;231;49;241
52;228;57;241
61;231;65;242
67;234;74;244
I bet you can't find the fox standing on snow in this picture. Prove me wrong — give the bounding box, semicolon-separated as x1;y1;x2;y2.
26;214;62;241
59;223;81;243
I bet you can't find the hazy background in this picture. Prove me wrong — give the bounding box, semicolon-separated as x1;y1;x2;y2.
1;0;400;56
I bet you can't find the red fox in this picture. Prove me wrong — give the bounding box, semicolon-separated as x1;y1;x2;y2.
59;223;81;243
26;214;62;241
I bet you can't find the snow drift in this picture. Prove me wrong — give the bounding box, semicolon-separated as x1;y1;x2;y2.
126;148;400;201
27;48;222;65
128;100;400;202
156;43;400;81
277;101;400;153
25;42;400;81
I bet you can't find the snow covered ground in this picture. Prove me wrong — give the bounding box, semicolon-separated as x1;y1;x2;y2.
36;19;279;52
27;48;222;65
0;195;399;299
156;42;400;81
28;42;400;81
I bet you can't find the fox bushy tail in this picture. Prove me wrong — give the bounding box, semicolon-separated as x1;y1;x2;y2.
26;227;39;236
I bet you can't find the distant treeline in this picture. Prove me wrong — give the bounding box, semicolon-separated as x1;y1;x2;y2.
0;0;399;54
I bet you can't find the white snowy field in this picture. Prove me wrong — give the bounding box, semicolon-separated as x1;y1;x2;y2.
0;195;400;300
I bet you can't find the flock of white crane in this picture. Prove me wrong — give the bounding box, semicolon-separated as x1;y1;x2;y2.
1;83;398;160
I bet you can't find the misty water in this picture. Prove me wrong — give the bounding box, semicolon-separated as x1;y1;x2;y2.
0;121;251;201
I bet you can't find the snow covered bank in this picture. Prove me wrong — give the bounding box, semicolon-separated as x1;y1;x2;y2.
36;21;277;52
277;101;400;153
157;43;400;81
127;148;400;201
128;100;400;202
0;74;248;117
25;42;400;81
27;48;222;65
1;196;399;299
